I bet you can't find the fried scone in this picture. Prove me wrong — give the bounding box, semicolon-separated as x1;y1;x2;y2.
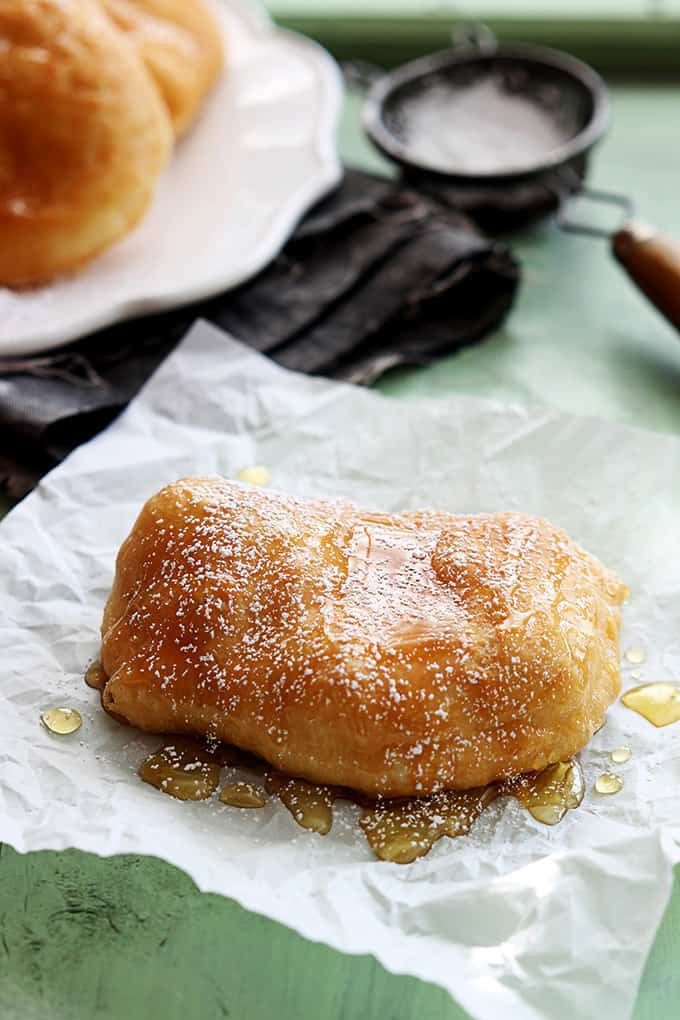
100;478;627;797
100;0;224;138
0;0;173;287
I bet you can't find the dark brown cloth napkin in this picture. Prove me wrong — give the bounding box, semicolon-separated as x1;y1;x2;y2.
0;169;520;499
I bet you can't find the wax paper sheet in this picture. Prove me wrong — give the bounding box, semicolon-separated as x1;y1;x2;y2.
2;322;680;1020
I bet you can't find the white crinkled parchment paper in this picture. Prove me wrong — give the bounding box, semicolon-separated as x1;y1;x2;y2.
2;322;680;1020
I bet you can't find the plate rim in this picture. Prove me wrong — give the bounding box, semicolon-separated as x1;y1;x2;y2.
0;0;343;359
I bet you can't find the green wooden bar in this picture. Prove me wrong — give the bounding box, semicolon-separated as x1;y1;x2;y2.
272;12;680;72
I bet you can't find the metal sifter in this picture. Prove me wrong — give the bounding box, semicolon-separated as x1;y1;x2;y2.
357;32;680;333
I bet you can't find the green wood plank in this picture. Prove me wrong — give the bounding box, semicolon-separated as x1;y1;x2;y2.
268;0;659;14
273;12;680;72
0;847;467;1020
0;845;678;1020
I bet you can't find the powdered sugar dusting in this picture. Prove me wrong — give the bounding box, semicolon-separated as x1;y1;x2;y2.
101;477;626;797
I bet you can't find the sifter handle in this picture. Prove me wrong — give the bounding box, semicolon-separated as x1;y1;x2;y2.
612;222;680;332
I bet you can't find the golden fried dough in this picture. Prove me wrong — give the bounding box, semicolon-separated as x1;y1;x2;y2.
100;0;224;137
0;0;173;287
101;478;627;797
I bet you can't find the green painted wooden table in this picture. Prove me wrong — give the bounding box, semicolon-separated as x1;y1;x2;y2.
2;83;680;1020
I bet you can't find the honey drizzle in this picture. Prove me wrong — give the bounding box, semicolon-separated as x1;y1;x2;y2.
84;660;107;690
84;660;130;727
360;785;498;864
360;759;585;862
621;682;680;727
265;772;336;834
498;760;585;826
220;782;267;808
139;740;586;860
139;738;221;801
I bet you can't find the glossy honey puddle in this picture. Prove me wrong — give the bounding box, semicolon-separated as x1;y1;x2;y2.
41;706;82;735
265;772;336;835
85;662;634;863
139;738;221;801
137;737;587;864
621;682;680;727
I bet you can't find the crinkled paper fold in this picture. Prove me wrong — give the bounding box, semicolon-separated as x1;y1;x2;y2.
2;322;680;1020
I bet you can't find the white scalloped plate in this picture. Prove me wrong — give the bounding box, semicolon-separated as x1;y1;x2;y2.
0;0;342;357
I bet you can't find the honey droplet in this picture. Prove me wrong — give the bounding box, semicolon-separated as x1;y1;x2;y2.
622;682;680;727
359;786;498;864
219;782;266;809
139;738;220;801
625;645;646;665
237;465;270;486
84;660;107;690
499;760;585;826
610;745;632;764
265;772;335;834
41;707;83;735
595;772;624;795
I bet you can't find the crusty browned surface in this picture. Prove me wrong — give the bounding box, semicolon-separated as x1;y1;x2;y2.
101;478;627;797
0;0;172;287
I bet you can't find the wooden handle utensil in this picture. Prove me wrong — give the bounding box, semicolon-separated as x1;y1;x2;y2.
613;222;680;332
